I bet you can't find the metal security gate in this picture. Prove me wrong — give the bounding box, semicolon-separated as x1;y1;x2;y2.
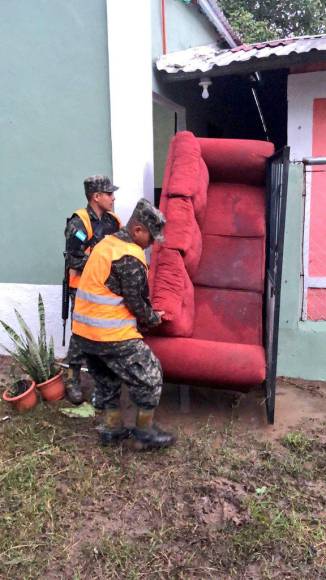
264;147;290;424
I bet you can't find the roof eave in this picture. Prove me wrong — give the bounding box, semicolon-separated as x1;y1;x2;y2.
195;0;241;48
159;49;326;82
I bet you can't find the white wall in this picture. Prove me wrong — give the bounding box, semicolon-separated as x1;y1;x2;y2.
0;284;69;358
106;0;154;225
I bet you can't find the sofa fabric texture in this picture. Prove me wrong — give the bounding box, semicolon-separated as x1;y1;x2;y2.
146;131;275;390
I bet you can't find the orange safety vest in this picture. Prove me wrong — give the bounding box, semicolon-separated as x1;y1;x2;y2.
69;208;122;289
72;235;147;342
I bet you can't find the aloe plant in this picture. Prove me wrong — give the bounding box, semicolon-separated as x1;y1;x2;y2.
0;294;58;384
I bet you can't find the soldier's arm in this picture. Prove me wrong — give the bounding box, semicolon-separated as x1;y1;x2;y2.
106;256;160;328
65;215;90;272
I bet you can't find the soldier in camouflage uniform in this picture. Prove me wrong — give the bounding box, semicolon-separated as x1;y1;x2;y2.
65;175;120;404
72;198;175;450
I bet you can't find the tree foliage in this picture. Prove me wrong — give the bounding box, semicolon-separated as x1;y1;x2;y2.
218;0;326;43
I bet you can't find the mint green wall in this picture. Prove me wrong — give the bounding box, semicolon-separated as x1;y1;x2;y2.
152;0;217;59
0;0;111;284
278;163;326;380
151;0;218;95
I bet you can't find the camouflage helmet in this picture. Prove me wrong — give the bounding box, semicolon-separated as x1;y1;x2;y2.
84;175;119;196
131;198;166;242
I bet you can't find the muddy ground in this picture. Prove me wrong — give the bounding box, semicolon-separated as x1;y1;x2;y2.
0;357;325;579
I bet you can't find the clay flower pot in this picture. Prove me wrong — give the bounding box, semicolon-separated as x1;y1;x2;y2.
37;371;65;401
3;380;38;412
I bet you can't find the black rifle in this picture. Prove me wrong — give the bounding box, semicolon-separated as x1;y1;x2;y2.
62;219;70;347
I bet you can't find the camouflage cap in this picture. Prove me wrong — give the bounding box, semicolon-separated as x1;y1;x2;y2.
131;198;166;242
84;175;119;196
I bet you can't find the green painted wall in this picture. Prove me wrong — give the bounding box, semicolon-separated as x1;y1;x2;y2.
278;163;326;380
151;0;218;96
153;103;176;188
0;0;111;284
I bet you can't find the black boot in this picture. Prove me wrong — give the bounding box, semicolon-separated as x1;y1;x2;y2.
65;367;83;405
132;409;176;450
99;409;130;446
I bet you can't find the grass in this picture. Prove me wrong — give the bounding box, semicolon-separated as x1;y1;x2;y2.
0;400;325;579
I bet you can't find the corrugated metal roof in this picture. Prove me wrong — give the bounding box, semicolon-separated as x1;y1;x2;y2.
156;35;326;76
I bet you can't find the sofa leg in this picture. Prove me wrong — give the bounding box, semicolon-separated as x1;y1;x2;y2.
178;384;191;414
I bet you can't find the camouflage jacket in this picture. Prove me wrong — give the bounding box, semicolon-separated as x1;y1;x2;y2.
106;228;160;330
65;204;120;272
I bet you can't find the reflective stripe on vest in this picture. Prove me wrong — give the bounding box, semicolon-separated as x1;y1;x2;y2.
76;288;124;306
73;312;137;328
72;235;147;342
69;209;93;289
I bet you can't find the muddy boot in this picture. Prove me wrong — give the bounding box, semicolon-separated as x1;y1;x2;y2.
99;408;130;446
65;366;83;405
91;387;105;410
132;409;176;450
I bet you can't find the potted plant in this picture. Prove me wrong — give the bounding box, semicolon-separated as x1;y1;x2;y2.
0;294;65;401
2;376;38;412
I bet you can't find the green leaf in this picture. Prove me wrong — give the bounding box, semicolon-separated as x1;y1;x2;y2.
38;293;47;351
60;403;95;418
14;309;38;349
255;486;268;496
0;321;24;348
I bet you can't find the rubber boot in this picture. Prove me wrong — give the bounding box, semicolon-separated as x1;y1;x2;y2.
100;408;130;446
65;366;83;405
132;409;176;450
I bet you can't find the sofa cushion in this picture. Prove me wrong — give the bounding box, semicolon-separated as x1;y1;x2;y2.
203;182;265;237
198;138;274;185
192;158;209;227
168;131;202;197
193;234;265;293
145;336;266;388
163;197;202;278
193;287;262;345
150;247;194;336
164;197;196;250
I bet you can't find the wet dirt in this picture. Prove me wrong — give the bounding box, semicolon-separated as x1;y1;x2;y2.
152;378;326;441
2;355;325;440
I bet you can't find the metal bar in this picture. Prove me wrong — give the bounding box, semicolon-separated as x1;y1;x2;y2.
303;157;326;165
307;277;326;288
251;86;269;141
302;163;312;320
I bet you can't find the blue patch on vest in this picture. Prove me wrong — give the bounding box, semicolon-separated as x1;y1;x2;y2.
75;230;87;242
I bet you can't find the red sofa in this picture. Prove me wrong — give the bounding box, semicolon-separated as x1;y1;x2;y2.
145;131;275;392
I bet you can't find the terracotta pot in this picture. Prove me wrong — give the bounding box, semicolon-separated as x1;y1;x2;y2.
3;380;38;412
37;371;65;401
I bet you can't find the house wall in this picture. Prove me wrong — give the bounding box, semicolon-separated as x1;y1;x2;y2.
0;0;112;356
152;0;217;60
151;0;217;95
278;70;326;380
151;0;218;188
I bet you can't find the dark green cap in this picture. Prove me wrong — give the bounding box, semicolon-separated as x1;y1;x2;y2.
131;198;166;242
84;175;118;196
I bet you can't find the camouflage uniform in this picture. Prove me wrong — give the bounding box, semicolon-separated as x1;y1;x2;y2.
72;227;162;409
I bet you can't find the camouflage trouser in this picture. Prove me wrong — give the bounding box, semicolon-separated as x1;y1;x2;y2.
67;289;85;368
81;339;163;410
